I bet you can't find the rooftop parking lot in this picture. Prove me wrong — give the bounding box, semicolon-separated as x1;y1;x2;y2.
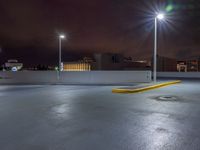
0;80;200;150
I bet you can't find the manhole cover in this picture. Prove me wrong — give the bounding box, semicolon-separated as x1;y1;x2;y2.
156;96;178;101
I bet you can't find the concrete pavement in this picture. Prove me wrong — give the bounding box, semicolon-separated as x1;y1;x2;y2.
0;80;200;150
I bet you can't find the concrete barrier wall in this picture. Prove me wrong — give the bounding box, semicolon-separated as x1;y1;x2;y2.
0;71;152;85
157;72;200;78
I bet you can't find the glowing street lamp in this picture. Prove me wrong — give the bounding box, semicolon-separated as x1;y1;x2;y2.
58;34;65;80
59;35;65;39
157;13;165;20
153;13;165;82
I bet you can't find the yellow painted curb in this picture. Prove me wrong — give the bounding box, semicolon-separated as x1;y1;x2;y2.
112;80;181;94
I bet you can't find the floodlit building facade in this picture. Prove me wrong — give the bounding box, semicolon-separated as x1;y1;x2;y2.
63;62;91;71
5;60;23;71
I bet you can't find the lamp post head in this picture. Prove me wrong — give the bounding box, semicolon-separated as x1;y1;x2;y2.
156;13;165;20
59;35;65;39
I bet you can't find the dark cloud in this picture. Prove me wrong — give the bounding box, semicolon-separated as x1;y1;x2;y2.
0;0;200;65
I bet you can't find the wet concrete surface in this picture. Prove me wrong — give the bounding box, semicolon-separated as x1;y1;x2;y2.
0;80;200;150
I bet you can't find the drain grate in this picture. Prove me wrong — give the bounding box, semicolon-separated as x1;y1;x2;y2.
156;96;178;101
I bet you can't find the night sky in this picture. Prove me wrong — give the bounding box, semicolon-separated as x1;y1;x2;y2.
0;0;200;66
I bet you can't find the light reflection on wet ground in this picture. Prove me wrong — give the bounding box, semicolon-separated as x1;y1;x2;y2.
0;80;200;150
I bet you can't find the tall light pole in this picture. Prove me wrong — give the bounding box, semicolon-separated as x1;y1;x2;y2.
58;34;65;80
153;13;165;82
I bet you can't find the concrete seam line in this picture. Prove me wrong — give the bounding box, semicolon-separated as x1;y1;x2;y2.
112;80;181;94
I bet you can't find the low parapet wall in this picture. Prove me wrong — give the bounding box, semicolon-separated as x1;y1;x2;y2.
0;71;152;85
157;72;200;79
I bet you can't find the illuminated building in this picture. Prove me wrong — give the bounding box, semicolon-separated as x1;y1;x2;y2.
5;60;23;71
63;62;91;71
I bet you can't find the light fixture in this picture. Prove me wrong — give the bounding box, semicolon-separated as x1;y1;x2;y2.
156;13;165;20
59;35;65;39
